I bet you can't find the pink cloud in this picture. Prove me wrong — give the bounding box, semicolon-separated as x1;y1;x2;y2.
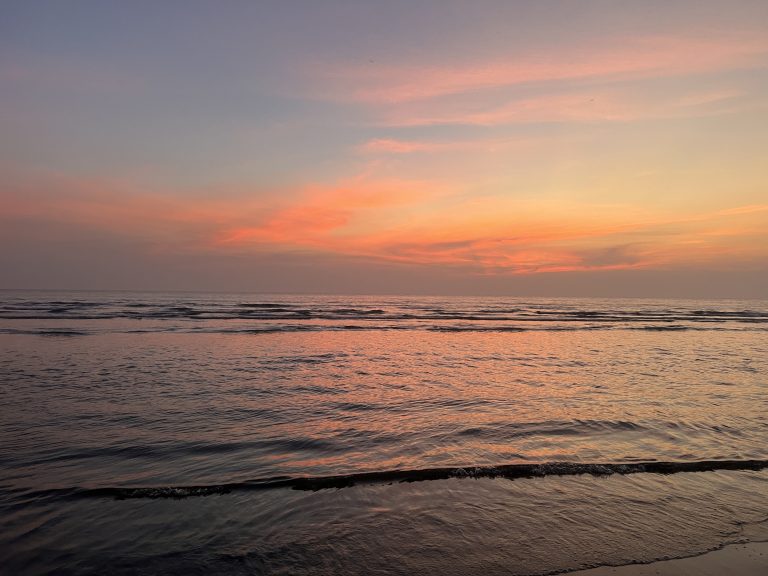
377;85;749;127
384;90;636;126
320;34;768;104
358;136;540;154
359;139;457;154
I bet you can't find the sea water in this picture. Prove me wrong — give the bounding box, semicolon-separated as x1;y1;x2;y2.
1;291;767;574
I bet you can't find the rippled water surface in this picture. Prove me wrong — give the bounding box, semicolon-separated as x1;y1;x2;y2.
1;291;767;574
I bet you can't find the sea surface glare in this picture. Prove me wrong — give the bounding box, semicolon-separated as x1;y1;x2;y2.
1;292;767;574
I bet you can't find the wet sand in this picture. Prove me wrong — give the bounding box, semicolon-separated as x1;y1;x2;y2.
574;541;768;575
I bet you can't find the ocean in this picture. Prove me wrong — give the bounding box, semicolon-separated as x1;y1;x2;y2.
1;291;767;574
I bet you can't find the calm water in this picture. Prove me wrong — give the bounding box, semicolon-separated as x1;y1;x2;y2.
1;291;767;574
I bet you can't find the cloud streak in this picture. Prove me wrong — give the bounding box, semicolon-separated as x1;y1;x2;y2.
4;174;765;276
357;136;542;154
377;87;748;127
320;34;768;104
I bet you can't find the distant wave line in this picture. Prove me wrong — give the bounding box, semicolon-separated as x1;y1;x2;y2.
1;313;766;322
3;325;768;336
2;302;768;324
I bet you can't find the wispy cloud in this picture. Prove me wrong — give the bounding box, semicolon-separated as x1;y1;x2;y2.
357;136;540;154
383;90;635;127
319;34;767;104
377;86;749;127
359;138;466;154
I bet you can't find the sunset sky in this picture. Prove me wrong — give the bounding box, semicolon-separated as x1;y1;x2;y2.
2;0;767;297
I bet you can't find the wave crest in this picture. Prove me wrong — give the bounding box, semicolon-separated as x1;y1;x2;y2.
67;459;768;500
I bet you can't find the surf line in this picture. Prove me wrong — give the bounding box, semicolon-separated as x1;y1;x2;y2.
71;459;768;500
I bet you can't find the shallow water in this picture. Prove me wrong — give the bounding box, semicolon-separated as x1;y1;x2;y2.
1;291;767;574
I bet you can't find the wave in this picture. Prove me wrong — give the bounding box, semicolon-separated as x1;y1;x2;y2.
631;325;691;331
0;328;92;336
4;323;768;336
4;312;767;322
3;297;768;337
427;325;529;332
52;459;768;500
2;299;767;324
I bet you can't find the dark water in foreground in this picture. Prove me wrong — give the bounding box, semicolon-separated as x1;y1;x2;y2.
1;291;767;574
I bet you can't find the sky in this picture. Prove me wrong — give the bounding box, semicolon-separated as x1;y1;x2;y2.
1;0;767;297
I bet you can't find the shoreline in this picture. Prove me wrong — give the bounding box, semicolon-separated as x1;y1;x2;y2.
571;541;768;575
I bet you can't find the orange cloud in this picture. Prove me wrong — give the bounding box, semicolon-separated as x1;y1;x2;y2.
0;174;283;252
331;200;768;274
3;173;767;276
216;178;443;246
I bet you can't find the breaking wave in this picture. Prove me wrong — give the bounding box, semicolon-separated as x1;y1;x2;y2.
57;459;768;500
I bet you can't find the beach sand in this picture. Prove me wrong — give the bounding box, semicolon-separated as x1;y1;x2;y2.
573;541;768;575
